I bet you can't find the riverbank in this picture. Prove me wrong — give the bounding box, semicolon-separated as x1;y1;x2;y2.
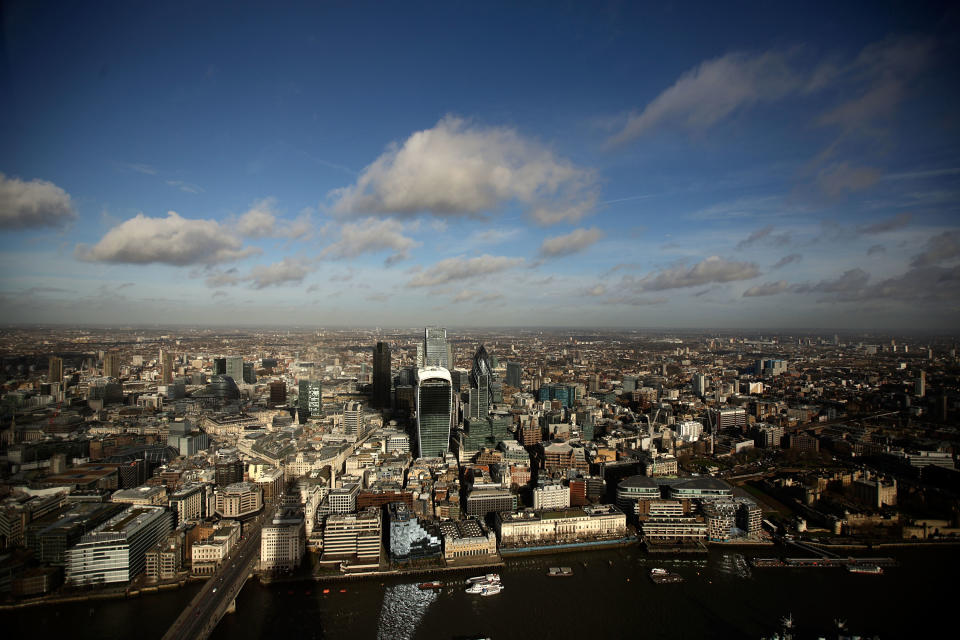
0;578;196;611
261;557;505;585
500;535;638;556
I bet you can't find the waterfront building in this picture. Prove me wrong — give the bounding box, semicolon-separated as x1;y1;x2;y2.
321;508;382;565
465;486;515;520
261;509;306;572
388;502;442;562
497;504;627;546
416;367;453;458
65;505;172;586
191;520;241;574
665;477;734;500
438;518;497;559
24;502;125;565
616;475;661;515
145;532;183;581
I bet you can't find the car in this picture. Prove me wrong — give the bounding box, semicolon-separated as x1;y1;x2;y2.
212;588;217;593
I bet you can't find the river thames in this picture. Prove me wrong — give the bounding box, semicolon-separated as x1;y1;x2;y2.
3;546;952;638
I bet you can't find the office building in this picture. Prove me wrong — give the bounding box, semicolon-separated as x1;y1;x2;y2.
388;502;442;561
423;326;452;369
416;367;453;458
505;362;522;389
298;379;322;420
533;483;570;511
343;401;364;438
65;506;173;586
243;362;256;384
372;341;391;408
321;508;382;565
48;356;63;384
103;352;122;378
159;349;175;385
261;509;305;572
269;381;286;406
693;373;707;397
497;505;627;546
468;345;493;420
213;357;226;375
214;482;263;518
169;484;208;523
225;356;244;383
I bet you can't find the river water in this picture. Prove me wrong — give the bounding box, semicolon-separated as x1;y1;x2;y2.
3;547;952;638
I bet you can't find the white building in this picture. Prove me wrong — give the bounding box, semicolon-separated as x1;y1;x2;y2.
214;482;263;518
169;483;209;522
678;420;703;443
533;483;570;511
261;510;305;572
66;506;172;586
497;505;627;546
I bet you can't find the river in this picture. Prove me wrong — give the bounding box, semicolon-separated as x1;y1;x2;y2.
2;547;952;638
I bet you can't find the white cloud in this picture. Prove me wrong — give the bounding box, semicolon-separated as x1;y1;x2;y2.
407;254;524;288
743;281;790;297
246;259;310;289
583;284;607;297
329;116;598;225
0;173;76;230
235;198;313;240
628;256;760;291
321;218;419;265
538;227;604;258
607;50;807;145
76;211;258;265
793;268;870;294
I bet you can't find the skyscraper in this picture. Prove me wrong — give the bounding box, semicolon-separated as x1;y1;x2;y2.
423;327;452;369
213;357;227;375
159;349;174;384
505;362;522;389
468;345;492;420
48;356;63;384
104;352;122;378
298;379;322;420
416;367;453;458
693;373;707;397
343;401;364;438
373;342;391;408
225;356;244;383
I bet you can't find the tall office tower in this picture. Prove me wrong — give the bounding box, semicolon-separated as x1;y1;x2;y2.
225;356;244;383
269;381;286;406
372;342;392;408
213;357;227;375
242;362;256;384
505;362;522;389
468;345;492;420
298;379;322;420
343;401;364;438
915;370;926;398
693;373;707;397
622;375;638;393
48;356;63;384
159;349;174;384
416;367;453;458
423;327;451;369
103;352;122;378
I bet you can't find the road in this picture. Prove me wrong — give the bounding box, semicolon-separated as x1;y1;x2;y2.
161;511;268;640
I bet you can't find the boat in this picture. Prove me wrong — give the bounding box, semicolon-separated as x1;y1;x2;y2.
418;581;443;590
650;568;684;584
479;584;503;596
466;573;500;584
547;567;573;577
847;564;883;575
465;583;487;594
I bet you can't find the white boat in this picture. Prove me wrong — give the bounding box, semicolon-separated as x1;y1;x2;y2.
479;584;503;596
466;573;500;584
465;583;487;594
650;568;668;575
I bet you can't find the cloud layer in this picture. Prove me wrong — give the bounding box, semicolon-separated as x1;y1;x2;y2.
628;256;761;291
0;173;76;229
330;116;597;225
407;254;524;287
77;211;258;265
538;227;603;257
321;218;419;265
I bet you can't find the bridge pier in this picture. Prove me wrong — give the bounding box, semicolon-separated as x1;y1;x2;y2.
226;598;236;614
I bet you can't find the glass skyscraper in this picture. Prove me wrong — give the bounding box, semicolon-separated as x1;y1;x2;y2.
416;367;453;458
423;327;451;369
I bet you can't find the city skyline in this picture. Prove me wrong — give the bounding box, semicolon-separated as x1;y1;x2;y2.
1;2;959;329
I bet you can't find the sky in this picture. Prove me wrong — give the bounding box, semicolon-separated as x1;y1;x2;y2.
1;1;959;330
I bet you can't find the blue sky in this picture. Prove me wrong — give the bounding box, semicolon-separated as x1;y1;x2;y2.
1;1;958;329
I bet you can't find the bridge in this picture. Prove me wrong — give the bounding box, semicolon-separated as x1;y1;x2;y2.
161;511;267;640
